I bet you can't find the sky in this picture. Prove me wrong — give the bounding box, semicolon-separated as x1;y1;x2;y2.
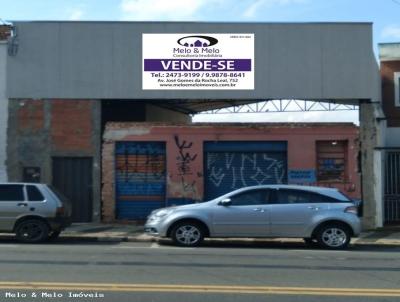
1;0;398;124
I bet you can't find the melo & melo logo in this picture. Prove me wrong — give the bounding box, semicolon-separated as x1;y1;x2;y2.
177;35;218;48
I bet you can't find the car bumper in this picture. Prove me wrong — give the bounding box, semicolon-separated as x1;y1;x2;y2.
47;217;72;231
144;219;169;237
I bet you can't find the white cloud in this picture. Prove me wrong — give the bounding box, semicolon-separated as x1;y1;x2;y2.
68;9;84;21
382;25;400;40
243;0;307;18
120;0;210;21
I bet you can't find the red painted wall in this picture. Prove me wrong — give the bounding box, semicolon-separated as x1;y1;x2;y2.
102;123;360;221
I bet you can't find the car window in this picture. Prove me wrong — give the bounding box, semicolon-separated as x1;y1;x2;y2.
0;185;24;202
229;189;270;206
27;185;45;201
275;189;312;204
308;192;341;203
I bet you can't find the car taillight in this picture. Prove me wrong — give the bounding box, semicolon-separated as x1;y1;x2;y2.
56;206;65;216
344;206;358;215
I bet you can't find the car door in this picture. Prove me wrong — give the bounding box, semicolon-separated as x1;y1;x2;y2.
211;189;271;237
0;184;29;231
268;189;329;237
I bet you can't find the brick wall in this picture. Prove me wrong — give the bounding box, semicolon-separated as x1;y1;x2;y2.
102;122;360;222
8;99;97;182
0;25;11;41
51;100;94;152
102;141;115;222
381;61;400;127
17;100;45;132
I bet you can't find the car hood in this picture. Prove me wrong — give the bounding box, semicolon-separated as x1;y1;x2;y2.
171;202;210;211
152;201;210;215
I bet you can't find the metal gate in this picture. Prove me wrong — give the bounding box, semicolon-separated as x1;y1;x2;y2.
52;157;93;222
385;151;400;224
115;142;166;220
204;141;287;200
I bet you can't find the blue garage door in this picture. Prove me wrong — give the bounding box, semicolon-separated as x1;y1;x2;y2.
115;142;166;220
204;141;287;200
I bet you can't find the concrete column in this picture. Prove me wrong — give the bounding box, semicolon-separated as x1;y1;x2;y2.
0;42;8;181
359;101;385;229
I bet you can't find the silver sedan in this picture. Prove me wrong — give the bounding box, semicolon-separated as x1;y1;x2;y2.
145;185;361;249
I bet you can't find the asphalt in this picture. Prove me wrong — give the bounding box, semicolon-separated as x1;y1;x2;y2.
57;223;400;247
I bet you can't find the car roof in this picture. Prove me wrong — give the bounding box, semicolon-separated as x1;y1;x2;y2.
237;184;338;192
227;184;349;201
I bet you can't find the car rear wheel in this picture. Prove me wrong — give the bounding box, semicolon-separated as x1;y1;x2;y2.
171;222;205;247
15;220;49;243
316;224;351;250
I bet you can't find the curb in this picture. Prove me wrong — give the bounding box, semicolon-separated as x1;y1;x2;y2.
58;235;400;247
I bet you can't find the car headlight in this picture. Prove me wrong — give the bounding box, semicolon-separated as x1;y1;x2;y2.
153;208;174;218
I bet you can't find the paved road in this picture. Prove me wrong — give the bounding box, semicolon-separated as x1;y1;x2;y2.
0;238;399;302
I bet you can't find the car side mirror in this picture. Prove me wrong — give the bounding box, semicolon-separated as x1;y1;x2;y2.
219;198;232;206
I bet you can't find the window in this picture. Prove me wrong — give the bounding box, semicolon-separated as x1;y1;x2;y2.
308;192;343;203
0;185;24;201
395;72;400;107
316;141;347;183
27;185;45;201
275;189;312;204
273;189;345;204
229;189;270;206
23;167;41;183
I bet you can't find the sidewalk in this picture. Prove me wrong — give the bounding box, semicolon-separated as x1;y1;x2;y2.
60;223;400;247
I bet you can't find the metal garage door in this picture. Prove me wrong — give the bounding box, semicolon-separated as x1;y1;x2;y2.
384;151;400;224
115;142;166;220
52;157;93;222
204;141;287;200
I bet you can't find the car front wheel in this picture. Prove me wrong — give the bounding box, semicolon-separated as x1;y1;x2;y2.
171;222;205;247
316;224;351;250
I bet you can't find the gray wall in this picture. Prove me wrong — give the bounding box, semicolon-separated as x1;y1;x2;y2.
0;42;8;181
7;21;377;101
145;104;191;123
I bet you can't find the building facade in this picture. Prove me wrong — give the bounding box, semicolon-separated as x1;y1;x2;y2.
102;123;360;221
2;21;383;227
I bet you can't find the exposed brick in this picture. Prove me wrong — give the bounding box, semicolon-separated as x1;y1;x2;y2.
51;100;94;152
102;141;115;221
17;100;45;132
0;25;12;40
381;61;400;127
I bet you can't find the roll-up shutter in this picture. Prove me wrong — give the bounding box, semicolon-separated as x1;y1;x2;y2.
204;141;287;200
115;142;166;220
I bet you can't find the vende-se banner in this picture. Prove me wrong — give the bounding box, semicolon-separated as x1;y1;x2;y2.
142;33;254;90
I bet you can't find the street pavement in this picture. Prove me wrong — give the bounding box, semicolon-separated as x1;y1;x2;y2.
0;239;399;302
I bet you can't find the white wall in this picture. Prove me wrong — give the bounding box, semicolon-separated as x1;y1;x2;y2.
0;42;8;181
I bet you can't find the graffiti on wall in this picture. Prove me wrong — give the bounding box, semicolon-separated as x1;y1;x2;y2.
115;142;166;197
206;152;286;192
174;136;198;195
116;143;165;183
